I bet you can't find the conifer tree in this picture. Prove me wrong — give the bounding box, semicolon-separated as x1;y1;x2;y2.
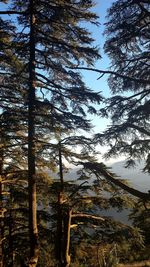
94;0;150;171
0;0;102;265
0;14;28;266
0;1;147;264
47;134;144;267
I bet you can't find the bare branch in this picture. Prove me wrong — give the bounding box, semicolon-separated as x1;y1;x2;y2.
72;213;105;221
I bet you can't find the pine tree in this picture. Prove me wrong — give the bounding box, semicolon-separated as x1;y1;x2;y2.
48;135;143;267
0;0;102;265
95;0;150;171
1;1;146;265
0;13;28;266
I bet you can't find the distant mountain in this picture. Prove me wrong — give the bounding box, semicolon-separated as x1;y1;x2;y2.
110;160;150;192
52;160;150;192
48;160;149;224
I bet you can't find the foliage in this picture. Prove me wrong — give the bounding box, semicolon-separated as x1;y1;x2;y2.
1;0;150;266
1;0;102;265
95;0;150;172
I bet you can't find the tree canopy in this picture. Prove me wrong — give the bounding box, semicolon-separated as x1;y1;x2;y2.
0;0;150;266
94;0;150;171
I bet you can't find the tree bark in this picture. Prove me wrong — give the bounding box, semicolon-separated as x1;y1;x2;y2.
59;141;64;192
0;147;4;267
8;208;13;267
56;193;63;265
28;0;38;266
63;209;72;267
56;141;64;265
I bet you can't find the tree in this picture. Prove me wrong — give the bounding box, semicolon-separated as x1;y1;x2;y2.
94;0;150;171
1;1;148;265
54;137;103;267
67;0;150;203
0;14;28;266
92;1;150;263
0;0;102;265
49;139;140;267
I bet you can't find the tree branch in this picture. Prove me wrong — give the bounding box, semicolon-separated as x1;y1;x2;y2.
67;66;150;85
126;123;150;136
0;11;26;15
72;213;105;221
80;162;150;201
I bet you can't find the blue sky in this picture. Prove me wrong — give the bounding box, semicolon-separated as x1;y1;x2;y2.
77;0;123;164
81;0;115;133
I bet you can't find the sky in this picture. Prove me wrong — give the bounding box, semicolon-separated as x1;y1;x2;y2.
79;0;128;165
76;0;125;164
81;0;115;134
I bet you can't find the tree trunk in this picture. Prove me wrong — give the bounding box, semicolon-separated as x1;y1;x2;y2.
0;185;3;267
56;193;63;265
8;208;13;267
0;214;4;267
56;141;64;265
28;0;38;266
63;209;72;267
58;141;64;192
0;148;4;267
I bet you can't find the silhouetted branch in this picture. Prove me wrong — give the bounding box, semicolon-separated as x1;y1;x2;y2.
67;66;150;84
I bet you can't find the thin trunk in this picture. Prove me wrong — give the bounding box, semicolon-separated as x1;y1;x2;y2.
59;141;64;192
56;142;72;267
0;184;3;267
56;141;64;265
56;193;63;265
0;148;4;267
0;216;4;267
28;0;38;266
8;209;13;267
63;209;72;267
